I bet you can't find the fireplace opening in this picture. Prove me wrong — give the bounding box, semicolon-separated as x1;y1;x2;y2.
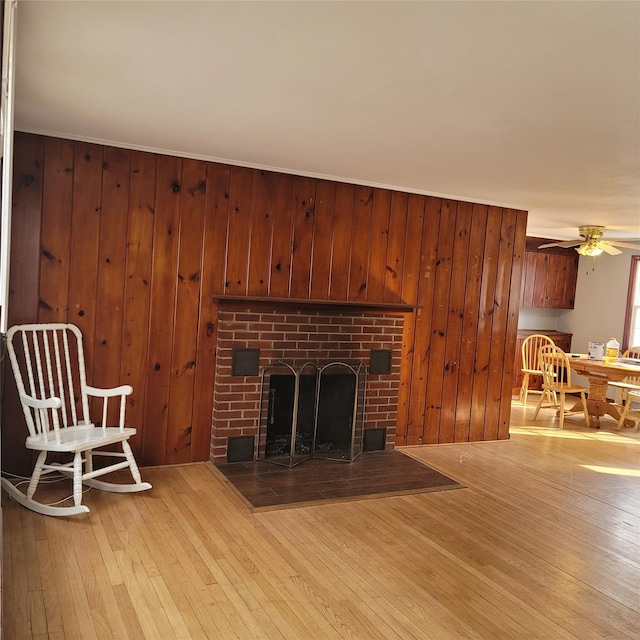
265;368;316;460
257;361;366;468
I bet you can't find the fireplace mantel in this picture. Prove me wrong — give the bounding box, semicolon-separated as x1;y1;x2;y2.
212;295;414;313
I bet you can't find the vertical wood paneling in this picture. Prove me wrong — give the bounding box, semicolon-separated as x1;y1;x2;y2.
399;194;424;306
367;189;391;302
142;155;182;465
329;183;354;301
191;295;218;463
405;196;441;445
10;133;43;325
469;206;502;441
3;133;43;475
224;167;253;296
269;174;295;298
394;195;424;444
438;201;473;442
63;142;103;430
120;151;156;456
202;163;231;296
348;186;373;301
395;311;416;445
483;209;517;441
39;137;73;322
520;252;528;306
383;191;409;304
67;143;104;379
498;210;527;439
6;133;529;472
289;176;316;299
247;170;276;297
454;204;488;441
309;180;336;300
423;199;457;444
93;147;130;414
191;162;231;462
166;159;207;464
521;251;537;307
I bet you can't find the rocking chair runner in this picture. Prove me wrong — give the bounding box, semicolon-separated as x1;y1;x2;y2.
2;323;151;516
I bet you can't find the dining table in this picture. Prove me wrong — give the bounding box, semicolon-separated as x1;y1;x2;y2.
568;355;640;428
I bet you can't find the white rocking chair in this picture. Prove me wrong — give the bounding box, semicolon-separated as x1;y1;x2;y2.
2;323;151;516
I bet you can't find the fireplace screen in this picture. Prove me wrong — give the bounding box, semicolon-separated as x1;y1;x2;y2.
257;361;366;468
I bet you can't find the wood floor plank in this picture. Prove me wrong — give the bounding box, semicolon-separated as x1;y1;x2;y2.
136;491;237;639
45;517;98;640
316;503;549;639
112;582;148;640
3;400;640;639
7;508;29;639
190;469;347;639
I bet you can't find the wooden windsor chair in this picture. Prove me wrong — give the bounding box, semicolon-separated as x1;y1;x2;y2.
519;333;556;406
533;345;590;430
616;390;640;431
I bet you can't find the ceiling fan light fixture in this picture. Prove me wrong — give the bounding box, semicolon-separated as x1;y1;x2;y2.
576;243;603;257
538;225;639;256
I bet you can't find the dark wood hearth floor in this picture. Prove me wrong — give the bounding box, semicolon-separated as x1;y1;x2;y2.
214;449;463;510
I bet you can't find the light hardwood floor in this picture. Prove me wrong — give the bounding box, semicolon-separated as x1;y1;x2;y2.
3;402;640;639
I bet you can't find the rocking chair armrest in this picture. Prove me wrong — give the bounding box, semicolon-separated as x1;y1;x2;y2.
85;385;133;398
19;392;62;410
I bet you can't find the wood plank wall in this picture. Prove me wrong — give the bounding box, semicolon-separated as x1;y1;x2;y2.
2;132;527;473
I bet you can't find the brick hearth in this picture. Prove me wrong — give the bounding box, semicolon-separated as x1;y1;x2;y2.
210;306;405;465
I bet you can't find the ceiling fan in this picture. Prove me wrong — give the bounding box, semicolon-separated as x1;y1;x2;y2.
538;226;640;256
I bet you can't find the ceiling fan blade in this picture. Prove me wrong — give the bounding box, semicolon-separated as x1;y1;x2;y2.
538;239;583;249
605;240;640;250
600;242;622;256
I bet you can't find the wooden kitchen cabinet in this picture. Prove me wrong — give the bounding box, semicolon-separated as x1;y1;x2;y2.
520;238;579;309
512;330;573;394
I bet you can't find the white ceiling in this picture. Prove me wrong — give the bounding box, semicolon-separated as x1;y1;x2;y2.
13;0;640;241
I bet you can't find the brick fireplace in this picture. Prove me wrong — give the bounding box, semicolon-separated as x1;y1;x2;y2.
210;304;405;465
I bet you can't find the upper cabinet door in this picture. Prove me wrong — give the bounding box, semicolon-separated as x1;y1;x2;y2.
520;238;579;309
